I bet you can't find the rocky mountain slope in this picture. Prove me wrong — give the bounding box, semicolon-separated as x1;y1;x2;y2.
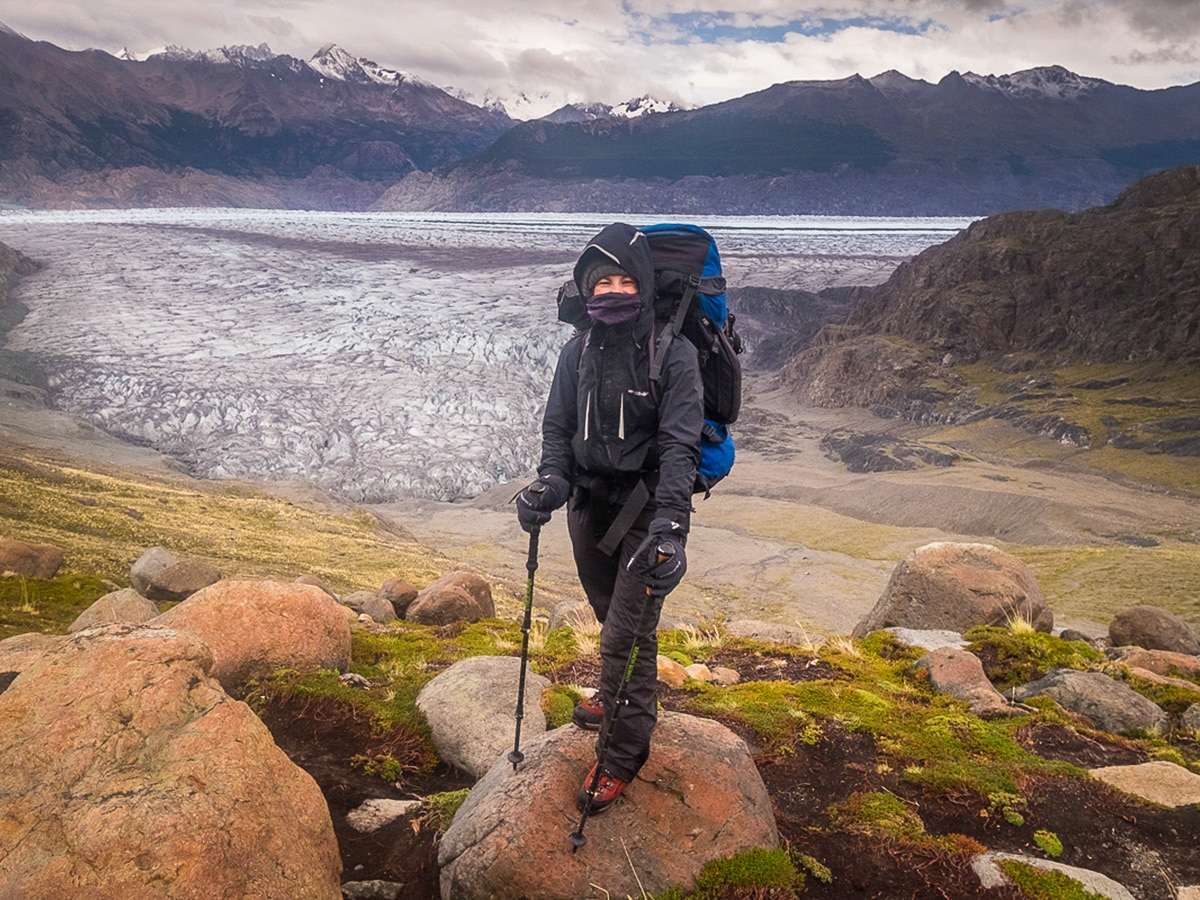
782;166;1200;487
0;28;512;209
376;67;1200;215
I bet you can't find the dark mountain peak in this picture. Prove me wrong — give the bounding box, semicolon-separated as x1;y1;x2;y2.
962;65;1108;99
866;70;927;95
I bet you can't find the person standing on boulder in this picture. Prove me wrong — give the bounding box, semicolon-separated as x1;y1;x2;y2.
515;222;703;813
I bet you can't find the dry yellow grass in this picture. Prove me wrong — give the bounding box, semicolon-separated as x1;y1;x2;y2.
0;448;448;594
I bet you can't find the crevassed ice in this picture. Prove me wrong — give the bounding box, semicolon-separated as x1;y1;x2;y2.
0;210;970;501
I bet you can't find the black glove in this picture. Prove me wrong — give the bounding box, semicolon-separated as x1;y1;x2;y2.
643;517;687;595
515;473;570;533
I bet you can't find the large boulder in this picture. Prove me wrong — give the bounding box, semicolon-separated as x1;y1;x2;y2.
0;632;62;677
143;559;222;603
853;542;1053;638
1108;606;1200;656
379;578;419;617
416;655;549;778
130;546;178;596
438;712;778;899
151;580;351;689
1010;668;1168;735
0;625;342;898
68;588;159;633
406;571;495;626
0;539;63;579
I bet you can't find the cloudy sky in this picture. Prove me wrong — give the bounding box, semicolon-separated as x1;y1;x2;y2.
5;1;1200;117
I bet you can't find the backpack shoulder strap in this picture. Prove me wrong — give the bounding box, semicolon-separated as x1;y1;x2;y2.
649;273;699;384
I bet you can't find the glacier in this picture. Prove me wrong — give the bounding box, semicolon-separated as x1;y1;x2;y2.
0;209;971;501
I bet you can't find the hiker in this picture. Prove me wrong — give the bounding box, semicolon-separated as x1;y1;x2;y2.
516;222;703;814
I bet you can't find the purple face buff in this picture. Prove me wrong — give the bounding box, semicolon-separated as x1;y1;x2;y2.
586;291;642;325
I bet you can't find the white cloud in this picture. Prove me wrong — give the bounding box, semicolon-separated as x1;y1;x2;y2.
4;0;1198;117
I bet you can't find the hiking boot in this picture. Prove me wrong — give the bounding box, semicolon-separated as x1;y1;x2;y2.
576;764;627;814
572;694;604;731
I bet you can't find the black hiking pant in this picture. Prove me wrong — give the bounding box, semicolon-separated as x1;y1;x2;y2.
567;484;668;783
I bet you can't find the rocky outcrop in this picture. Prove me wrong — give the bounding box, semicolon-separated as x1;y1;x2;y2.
853;542;1053;638
1010;669;1168;735
151;580;351;689
783;167;1200;428
820;429;959;472
406;571;495;626
438;712;778;899
0;625;341;898
67;587;158;632
0;538;64;579
1108;646;1200;679
416;655;548;779
1108;606;1200;656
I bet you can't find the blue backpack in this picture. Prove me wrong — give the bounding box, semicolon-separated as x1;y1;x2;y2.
555;223;744;496
640;223;743;495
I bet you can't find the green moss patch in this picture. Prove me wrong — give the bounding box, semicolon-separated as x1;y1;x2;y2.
654;847;804;900
965;626;1102;691
0;574;112;638
999;859;1109;900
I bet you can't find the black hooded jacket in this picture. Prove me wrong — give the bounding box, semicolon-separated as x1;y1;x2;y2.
537;223;703;527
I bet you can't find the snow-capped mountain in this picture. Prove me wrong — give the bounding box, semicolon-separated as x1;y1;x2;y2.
307;43;431;87
962;65;1106;99
540;95;684;123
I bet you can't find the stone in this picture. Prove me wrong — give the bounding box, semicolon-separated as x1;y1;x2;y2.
342;590;377;613
548;599;598;633
1108;646;1200;680
416;655;548;779
438;712;778;900
914;648;1020;718
657;655;688;688
151;580;351;690
1108;606;1200;656
67;587;158;633
1088;760;1200;807
341;881;406;900
407;572;495;626
346;798;423;833
853;542;1053;638
0;625;341;898
130;546;178;596
711;666;741;686
380;578;419;617
1058;628;1096;645
1183;703;1200;731
972;852;1135;900
685;663;714;683
886;627;969;651
1010;669;1168;735
143;558;222;602
0;538;64;579
1180;887;1200;900
725;619;815;646
360;593;397;624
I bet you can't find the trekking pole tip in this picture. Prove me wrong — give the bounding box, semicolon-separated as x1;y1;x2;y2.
569;831;587;852
507;750;524;770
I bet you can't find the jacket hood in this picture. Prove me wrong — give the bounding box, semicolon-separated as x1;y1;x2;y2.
573;223;656;336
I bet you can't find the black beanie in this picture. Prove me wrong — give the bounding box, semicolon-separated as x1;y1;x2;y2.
581;261;632;298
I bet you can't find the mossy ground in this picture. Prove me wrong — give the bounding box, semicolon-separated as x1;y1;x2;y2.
4;443;1200;899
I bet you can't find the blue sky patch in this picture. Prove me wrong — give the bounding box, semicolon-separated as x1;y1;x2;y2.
662;12;932;43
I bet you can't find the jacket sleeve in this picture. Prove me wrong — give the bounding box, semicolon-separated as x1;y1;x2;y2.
537;333;584;482
652;337;703;528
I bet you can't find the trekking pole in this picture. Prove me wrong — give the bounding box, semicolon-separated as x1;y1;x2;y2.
508;483;544;771
569;544;671;852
